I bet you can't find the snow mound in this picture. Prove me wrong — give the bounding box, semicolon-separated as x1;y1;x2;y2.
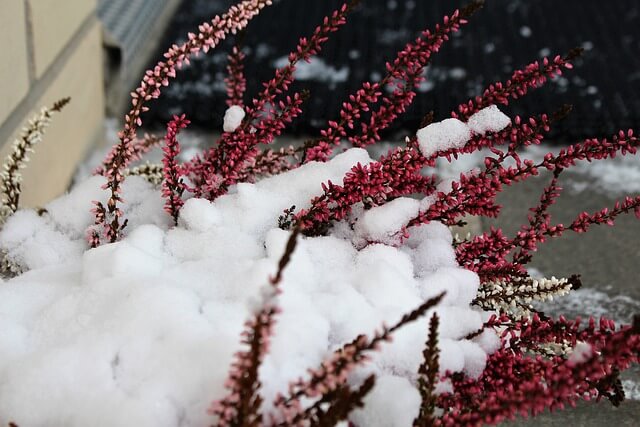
0;149;490;427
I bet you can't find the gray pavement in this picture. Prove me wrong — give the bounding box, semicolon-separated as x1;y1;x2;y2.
484;164;640;425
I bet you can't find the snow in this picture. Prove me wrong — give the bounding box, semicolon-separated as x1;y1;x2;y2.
567;342;593;366
353;197;420;246
417;118;471;158
0;176;169;272
467;105;511;134
351;375;421;427
0;148;491;426
412;238;457;275
531;278;640;325
416;106;511;158
520;26;532;38
223;105;245;132
435;141;640;197
574;154;640;194
622;380;640;401
178;198;222;232
473;328;502;354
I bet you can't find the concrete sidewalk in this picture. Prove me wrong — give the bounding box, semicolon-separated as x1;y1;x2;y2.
486;162;640;425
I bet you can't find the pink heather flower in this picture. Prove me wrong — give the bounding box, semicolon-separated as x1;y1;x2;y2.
225;45;247;107
93;0;273;244
304;1;485;161
74;0;640;424
452;49;583;120
437;314;639;425
210;230;299;426
161;114;190;224
190;0;357;198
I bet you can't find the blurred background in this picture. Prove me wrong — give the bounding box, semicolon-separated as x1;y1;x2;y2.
142;0;640;140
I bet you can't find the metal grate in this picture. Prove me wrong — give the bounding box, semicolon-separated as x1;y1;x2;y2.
141;0;640;142
98;0;176;72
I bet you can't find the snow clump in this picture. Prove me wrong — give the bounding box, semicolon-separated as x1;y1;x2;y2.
223;105;245;132
417;118;471;158
567;342;593;366
466;105;511;134
417;105;511;157
0;148;493;427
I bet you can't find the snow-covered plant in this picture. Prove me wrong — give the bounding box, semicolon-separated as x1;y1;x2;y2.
0;97;70;276
94;0;274;244
0;0;639;426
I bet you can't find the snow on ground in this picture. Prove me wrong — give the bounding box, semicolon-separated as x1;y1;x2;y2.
572;153;640;194
0;148;489;427
534;284;640;328
419;141;640;196
622;380;640;401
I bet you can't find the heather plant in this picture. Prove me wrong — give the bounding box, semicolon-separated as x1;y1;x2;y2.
0;98;70;225
0;0;639;426
0;97;70;276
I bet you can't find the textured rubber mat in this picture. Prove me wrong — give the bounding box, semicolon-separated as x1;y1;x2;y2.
141;0;640;142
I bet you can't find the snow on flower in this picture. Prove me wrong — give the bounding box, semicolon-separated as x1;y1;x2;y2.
2;0;640;424
417;118;472;158
0;149;487;426
567;341;593;366
416;105;511;158
466;105;511;134
353;197;421;246
223;105;246;132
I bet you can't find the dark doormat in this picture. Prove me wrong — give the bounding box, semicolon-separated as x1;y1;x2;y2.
141;0;640;142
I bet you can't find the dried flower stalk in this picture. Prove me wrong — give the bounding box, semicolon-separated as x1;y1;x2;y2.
0;98;70;224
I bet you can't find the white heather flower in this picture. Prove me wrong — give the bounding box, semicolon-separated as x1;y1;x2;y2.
535;340;573;358
476;276;574;318
223;105;246;132
125;163;164;186
0;99;69;225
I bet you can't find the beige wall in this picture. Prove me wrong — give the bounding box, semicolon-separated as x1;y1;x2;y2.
0;1;30;126
0;0;104;208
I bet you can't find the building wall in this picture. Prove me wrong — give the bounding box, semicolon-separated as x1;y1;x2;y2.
0;0;104;208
